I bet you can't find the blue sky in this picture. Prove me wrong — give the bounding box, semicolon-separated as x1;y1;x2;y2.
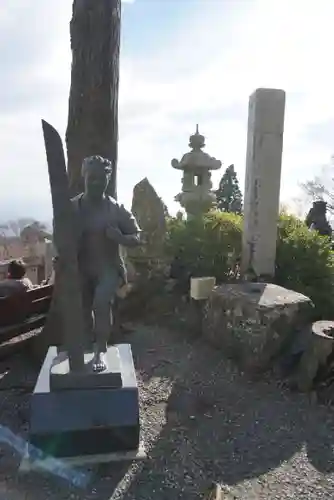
0;0;333;222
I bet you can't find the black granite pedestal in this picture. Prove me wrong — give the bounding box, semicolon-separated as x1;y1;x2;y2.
49;348;123;390
27;344;141;460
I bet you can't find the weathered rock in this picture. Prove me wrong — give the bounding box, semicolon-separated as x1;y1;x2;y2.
129;177;167;260
202;282;314;372
295;321;334;392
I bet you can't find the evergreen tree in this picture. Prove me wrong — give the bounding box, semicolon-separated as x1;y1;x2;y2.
216;164;243;214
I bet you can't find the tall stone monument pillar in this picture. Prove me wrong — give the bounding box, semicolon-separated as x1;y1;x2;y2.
241;88;286;279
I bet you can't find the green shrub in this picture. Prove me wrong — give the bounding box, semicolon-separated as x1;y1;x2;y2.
165;210;334;319
165;211;242;282
275;213;334;319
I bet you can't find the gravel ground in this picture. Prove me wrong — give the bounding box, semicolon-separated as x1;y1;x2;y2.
1;324;334;499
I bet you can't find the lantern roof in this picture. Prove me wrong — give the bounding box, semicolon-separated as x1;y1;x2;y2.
171;125;222;171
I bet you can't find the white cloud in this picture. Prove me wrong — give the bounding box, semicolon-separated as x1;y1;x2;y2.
118;0;334;215
0;0;333;222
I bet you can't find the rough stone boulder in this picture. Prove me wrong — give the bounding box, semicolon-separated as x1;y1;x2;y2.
129;177;167;260
202;282;314;372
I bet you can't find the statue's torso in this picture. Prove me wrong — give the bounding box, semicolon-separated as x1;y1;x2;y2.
74;195;120;279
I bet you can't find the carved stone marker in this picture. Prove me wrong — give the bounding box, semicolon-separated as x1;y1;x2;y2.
129;177;167;259
26;121;144;464
241;88;286;279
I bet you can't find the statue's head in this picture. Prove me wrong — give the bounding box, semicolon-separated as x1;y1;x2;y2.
82;155;112;199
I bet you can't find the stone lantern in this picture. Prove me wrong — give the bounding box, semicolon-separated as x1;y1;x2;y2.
171;125;222;218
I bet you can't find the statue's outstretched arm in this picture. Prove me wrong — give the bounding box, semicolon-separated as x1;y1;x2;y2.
106;204;142;248
107;227;141;247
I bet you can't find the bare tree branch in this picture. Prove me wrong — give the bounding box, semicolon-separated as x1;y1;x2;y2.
299;160;334;214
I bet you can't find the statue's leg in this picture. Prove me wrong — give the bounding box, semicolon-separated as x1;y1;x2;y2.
91;269;119;372
81;275;95;351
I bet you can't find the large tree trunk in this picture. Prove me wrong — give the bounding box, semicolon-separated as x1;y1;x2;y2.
37;1;121;360
66;0;121;199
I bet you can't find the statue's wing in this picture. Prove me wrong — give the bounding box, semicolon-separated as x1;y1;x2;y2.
42;119;85;370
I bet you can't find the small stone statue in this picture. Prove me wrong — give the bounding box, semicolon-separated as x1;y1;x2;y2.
70;156;142;372
305;201;332;237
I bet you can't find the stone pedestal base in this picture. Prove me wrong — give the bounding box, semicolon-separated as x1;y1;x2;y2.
203;282;313;371
28;344;141;459
50;347;122;390
20;444;146;476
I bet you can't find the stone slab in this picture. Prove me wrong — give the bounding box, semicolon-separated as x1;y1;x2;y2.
50;347;122;390
29;344;140;458
203;283;313;372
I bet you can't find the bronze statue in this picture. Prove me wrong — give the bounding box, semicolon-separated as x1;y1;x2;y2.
305;200;332;237
33;122;143;461
71;156;142;372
